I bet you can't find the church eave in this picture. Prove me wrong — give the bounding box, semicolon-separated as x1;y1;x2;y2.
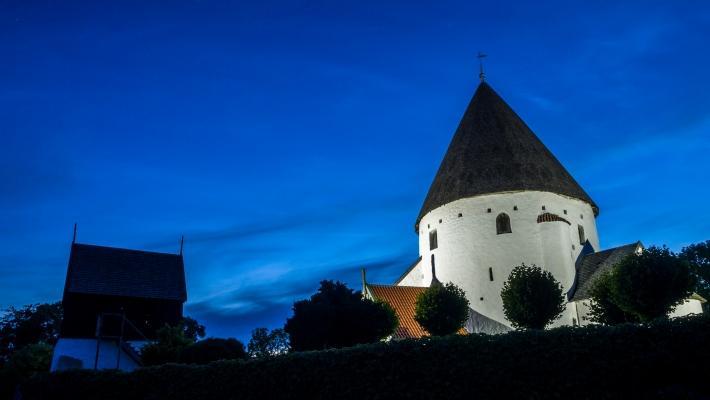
414;189;599;232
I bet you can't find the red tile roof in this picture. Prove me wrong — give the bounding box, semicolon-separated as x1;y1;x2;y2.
366;284;467;339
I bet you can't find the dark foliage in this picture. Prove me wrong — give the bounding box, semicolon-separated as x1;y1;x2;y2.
140;325;193;366
501;264;565;329
247;328;289;358
681;240;710;311
139;316;208;366
0;302;62;365
610;246;696;322
284;280;398;351
0;343;53;400
21;315;710;400
588;272;640;325
414;282;469;336
179;317;206;342
180;338;246;365
0;302;62;399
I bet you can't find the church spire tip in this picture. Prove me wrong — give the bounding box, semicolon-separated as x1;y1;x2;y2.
477;52;487;82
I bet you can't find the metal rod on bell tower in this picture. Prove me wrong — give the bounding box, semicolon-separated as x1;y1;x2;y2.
179;235;184;256
72;223;77;244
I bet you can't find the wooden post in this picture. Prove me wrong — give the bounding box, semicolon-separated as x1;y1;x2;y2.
116;312;126;369
93;314;102;370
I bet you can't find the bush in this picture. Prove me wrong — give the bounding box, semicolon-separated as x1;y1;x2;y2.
140;325;193;366
0;342;53;399
501;264;565;329
610;246;696;322
180;338;246;365
1;302;62;364
20;315;710;400
588;272;640;325
414;282;469;336
681;240;710;311
284;280;398;351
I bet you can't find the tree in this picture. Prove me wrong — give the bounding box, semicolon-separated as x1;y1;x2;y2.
4;342;53;377
140;325;194;366
0;302;62;365
414;282;469;336
680;240;710;311
139;316;207;366
0;342;54;398
588;271;640;325
180;338;246;365
247;328;290;358
607;246;696;322
501;264;565;330
179;317;206;341
284;280;398;351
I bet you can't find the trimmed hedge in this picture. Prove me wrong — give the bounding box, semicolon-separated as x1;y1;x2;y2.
22;315;710;400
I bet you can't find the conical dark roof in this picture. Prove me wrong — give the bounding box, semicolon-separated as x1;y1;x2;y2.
416;82;597;230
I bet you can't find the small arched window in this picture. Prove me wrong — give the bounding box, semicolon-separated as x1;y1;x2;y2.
496;213;512;234
429;230;438;250
578;225;585;245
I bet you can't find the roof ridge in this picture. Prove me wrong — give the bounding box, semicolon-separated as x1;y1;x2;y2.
367;283;426;289
73;242;182;257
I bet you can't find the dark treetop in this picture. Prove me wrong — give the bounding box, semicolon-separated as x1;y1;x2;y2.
64;243;187;302
416;82;598;230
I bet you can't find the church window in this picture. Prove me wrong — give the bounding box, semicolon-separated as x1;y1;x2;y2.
489;267;494;281
542;205;546;210
496;213;512;234
458;213;463;217
513;206;518;211
487;208;491;213
563;210;567;214
578;225;585;245
429;230;438;250
580;214;584;219
439;219;442;223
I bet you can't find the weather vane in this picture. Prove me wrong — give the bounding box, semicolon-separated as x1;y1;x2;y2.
477;52;487;82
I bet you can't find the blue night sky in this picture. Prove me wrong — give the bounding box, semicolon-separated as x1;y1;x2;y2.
2;0;709;341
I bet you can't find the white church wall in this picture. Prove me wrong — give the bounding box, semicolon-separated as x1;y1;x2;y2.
414;190;599;327
397;259;424;286
550;302;581;328
669;298;704;318
575;297;703;325
540;220;575;290
51;338;140;372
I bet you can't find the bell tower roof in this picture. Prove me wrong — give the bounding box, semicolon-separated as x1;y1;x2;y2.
416;82;597;230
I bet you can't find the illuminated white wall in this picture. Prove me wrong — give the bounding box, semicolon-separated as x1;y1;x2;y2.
400;190;599;328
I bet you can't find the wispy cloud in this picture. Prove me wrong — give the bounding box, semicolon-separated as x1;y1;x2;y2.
184;252;413;340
